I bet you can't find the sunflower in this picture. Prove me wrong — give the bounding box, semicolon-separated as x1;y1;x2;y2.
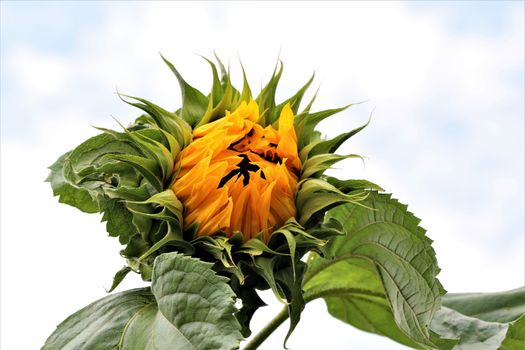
47;54;377;337
173;99;300;242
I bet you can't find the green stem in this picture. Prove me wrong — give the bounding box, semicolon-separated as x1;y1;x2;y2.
242;288;381;349
243;306;290;350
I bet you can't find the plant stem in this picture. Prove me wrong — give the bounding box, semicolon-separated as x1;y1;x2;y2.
243;286;382;348
243;305;290;350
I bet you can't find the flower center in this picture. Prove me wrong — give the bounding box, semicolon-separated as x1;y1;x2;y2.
218;154;265;188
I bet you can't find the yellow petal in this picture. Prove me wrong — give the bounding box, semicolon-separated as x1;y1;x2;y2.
173;100;301;242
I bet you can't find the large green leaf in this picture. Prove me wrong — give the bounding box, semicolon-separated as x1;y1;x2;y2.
43;253;243;350
303;256;422;348
303;192;445;349
151;252;243;349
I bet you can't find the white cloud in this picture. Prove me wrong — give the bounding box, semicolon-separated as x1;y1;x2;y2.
10;48;70;98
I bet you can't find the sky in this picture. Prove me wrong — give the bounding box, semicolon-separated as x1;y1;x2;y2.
1;1;524;349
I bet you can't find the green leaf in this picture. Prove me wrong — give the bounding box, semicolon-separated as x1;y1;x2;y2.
296;178;368;227
47;132;157;250
275;263;306;347
251;256;307;347
303;192;444;349
105;154;163;192
301;86;319;114
214;51;229;88
101;199;138;245
119;127;175;183
301;153;362;179
65;132;140;179
443;287;525;323
256;59;283;125
231;283;265;338
151;252;243;349
50;131;146;203
271;73;315;122
295;104;352;150
118;302;190;349
51;124;191;269
430;308;525;350
107;266;133;293
303;255;422;348
136;222;188;261
429;287;525;349
307;120;369;158
42;287;155;350
202;56;224;106
198;70;234;127
117;93;192;148
324;176;385;192
500;316;525;350
161;54;209;127
46;151;100;213
239;62;252;104
43;253;243;350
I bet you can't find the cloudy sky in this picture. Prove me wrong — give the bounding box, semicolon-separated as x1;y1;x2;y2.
1;2;523;349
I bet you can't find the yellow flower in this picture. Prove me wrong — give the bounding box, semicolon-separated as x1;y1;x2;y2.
173;100;301;242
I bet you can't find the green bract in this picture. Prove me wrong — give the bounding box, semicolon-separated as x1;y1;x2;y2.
46;55;525;350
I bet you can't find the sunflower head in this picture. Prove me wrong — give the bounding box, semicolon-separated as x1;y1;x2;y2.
173;99;300;242
48;54;379;338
